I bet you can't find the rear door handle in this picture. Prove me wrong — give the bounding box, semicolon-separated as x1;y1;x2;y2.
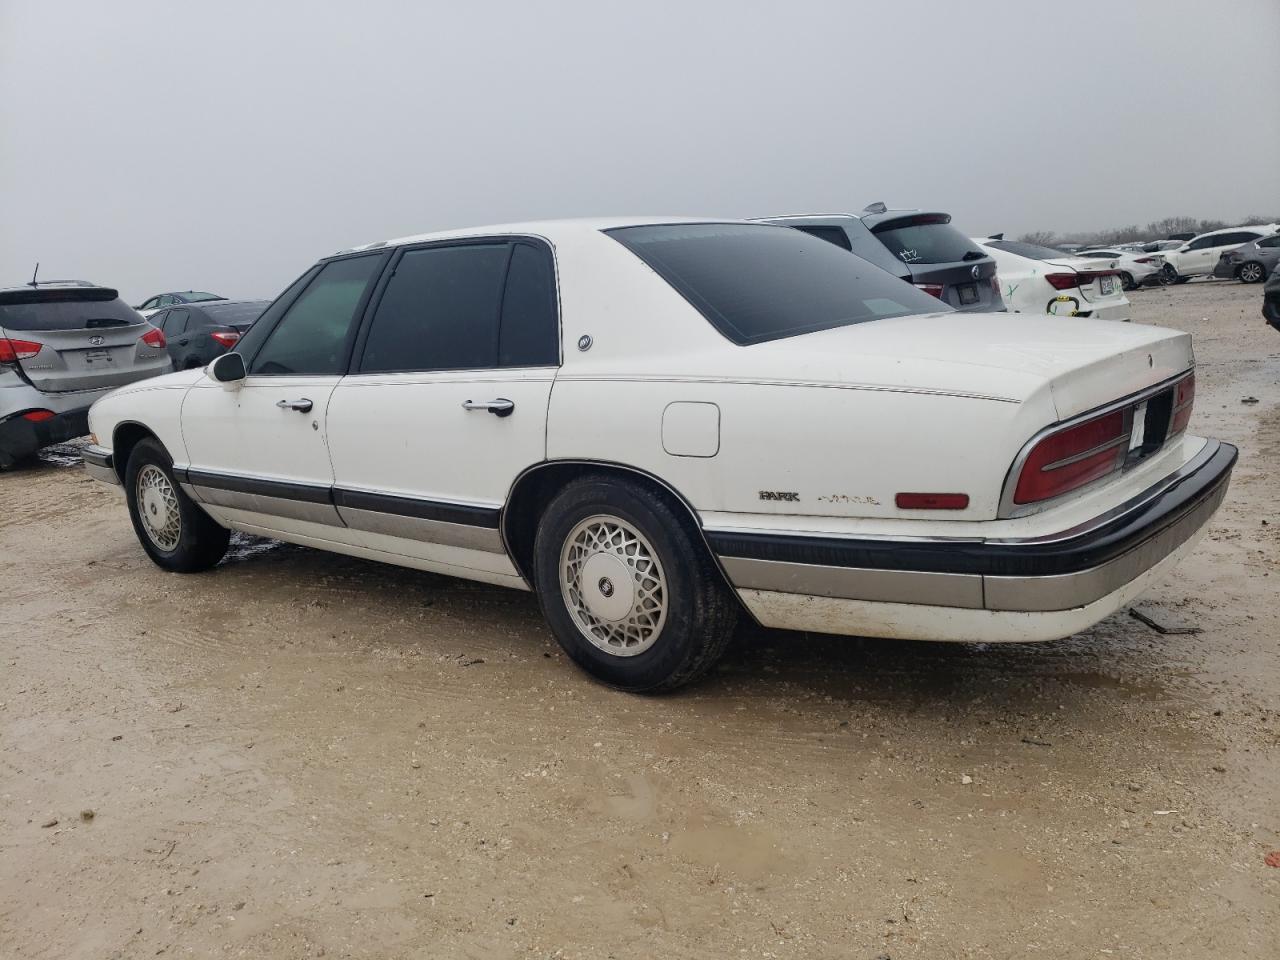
276;398;313;413
461;398;515;418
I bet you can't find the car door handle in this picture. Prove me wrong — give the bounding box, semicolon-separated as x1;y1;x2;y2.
178;339;189;346
276;398;313;413
461;398;515;418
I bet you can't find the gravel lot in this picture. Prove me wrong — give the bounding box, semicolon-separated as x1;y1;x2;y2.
2;280;1277;959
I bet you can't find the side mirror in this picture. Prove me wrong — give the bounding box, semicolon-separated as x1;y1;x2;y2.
209;352;246;388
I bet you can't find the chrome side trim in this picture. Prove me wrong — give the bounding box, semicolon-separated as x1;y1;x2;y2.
997;370;1193;519
336;506;505;553
720;557;983;609
554;375;1019;404
190;485;345;526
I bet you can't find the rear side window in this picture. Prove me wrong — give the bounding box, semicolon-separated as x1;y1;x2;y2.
792;225;852;251
166;308;190;334
358;240;559;373
360;244;510;373
607;223;945;346
0;292;140;331
249;255;382;376
499;243;559;367
873;218;986;265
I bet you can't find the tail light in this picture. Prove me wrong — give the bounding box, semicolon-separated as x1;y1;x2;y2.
990;275;1001;298
1013;409;1128;505
210;331;240;348
140;328;166;348
1134;257;1154;264
0;337;43;364
914;283;946;300
22;409;56;422
1044;273;1081;290
1170;373;1195;434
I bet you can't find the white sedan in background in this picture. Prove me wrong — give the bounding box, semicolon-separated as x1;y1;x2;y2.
1075;248;1167;289
84;218;1233;691
974;236;1132;320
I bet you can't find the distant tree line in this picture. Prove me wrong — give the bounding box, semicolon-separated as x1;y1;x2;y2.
1017;214;1280;248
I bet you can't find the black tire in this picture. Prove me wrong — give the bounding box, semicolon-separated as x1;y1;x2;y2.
1238;261;1266;284
532;475;737;693
1120;271;1136;291
125;437;229;572
1159;263;1178;285
1174;275;1191;284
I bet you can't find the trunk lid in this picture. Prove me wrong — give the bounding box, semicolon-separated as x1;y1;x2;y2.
0;287;172;393
1043;255;1124;304
718;312;1192;420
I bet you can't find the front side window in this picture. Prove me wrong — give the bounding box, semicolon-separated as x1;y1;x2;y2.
249;255;382;376
358;240;559;373
607;223;944;346
1189;235;1218;250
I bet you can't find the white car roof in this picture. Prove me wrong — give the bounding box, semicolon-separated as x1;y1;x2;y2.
336;216;747;255
1187;224;1278;242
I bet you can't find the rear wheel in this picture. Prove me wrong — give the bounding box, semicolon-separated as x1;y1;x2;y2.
125;437;229;571
1238;261;1266;283
532;476;737;692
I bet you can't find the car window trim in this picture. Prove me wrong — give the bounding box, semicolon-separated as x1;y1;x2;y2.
349;235;562;376
240;252;389;378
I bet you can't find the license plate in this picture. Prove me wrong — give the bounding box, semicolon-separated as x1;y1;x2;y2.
84;349;112;364
1100;275;1115;296
958;283;979;305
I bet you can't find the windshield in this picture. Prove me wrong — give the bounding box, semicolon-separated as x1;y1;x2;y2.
873;219;986;265
986;240;1068;261
0;294;141;331
202;301;269;326
606;223;945;346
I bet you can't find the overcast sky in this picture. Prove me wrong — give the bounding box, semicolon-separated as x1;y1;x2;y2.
3;0;1278;302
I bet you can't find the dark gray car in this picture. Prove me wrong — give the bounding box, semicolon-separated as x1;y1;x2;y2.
151;299;269;370
757;205;1004;312
1263;262;1280;332
1213;233;1280;283
1;282;172;467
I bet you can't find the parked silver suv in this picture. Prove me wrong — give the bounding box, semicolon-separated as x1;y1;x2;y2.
1;282;172;468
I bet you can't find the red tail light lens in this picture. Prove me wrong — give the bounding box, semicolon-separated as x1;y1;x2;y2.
990;275;1001;298
1170;373;1195;435
914;283;946;300
141;328;166;348
1013;410;1129;505
895;492;970;510
0;337;43;364
1044;273;1081;290
1134;257;1154;264
210;331;240;348
22;409;56;422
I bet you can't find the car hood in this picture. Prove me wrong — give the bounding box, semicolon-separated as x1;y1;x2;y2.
641;312;1192;421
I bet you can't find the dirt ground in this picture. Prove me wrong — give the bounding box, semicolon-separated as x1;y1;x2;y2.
2;280;1277;960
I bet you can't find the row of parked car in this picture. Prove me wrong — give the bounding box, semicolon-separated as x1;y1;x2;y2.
2;207;1276;471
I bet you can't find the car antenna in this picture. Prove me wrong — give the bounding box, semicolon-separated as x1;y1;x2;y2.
29;262;39;287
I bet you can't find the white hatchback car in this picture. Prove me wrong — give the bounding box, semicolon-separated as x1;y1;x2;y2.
84;219;1235;691
974;237;1132;321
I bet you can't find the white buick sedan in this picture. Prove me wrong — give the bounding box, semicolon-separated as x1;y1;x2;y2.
84;219;1236;691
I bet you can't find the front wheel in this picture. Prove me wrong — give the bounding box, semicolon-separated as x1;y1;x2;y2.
1120;271;1136;291
1159;263;1178;285
533;476;737;692
125;437;230;572
1238;261;1266;283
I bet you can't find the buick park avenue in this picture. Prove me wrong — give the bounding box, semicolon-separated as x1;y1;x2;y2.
83;219;1236;691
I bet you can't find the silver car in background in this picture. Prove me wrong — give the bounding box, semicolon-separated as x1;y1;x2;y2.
1213;233;1280;284
1;282;172;468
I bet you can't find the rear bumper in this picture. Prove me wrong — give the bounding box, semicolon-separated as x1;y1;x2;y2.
708;439;1236;627
1085;299;1132;322
0;406;90;467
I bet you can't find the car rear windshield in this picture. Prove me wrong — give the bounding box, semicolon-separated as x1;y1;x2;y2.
0;290;141;331
606;223;944;345
872;217;986;265
184;292;224;302
202;301;269;326
986;240;1067;261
